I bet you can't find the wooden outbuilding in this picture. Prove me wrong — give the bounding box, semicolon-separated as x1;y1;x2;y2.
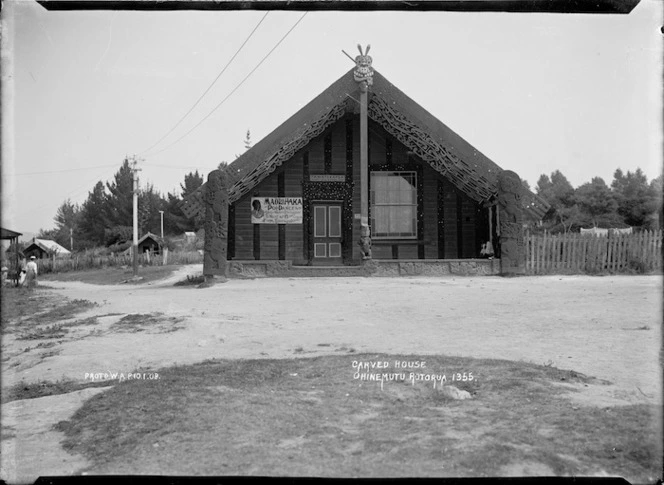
23;238;71;259
137;232;163;255
183;49;549;277
1;227;23;285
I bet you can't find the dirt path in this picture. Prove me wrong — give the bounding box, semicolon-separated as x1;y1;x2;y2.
1;273;661;482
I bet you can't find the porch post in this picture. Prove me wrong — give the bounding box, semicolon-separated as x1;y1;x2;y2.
354;45;374;260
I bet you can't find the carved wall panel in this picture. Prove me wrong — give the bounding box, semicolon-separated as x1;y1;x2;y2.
203;170;229;277
497;170;525;275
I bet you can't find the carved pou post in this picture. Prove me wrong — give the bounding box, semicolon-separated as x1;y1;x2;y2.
203;169;229;282
355;44;373;262
497;170;525;276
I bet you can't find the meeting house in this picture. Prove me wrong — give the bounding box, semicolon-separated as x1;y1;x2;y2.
182;46;549;278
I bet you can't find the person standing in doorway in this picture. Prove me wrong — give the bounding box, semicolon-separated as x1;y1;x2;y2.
25;256;38;289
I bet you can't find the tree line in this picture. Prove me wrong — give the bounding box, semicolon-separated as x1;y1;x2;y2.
531;168;662;234
38;160;206;252
34;161;662;252
36;130;255;252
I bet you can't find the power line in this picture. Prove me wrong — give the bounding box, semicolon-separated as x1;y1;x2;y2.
138;12;270;156
29;165;119;215
9;164;119;176
144;12;308;158
143;162;210;171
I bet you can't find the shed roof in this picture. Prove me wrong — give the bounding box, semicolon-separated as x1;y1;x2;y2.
183;67;550;220
26;239;71;255
138;232;163;245
1;228;22;239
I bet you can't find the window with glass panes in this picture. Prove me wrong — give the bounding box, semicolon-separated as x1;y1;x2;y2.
370;171;417;239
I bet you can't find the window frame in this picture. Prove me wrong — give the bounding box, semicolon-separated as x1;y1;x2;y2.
370;170;418;240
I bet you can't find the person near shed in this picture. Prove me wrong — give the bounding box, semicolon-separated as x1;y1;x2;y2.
25;255;38;289
1;264;8;287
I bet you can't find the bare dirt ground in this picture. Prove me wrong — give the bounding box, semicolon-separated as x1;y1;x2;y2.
1;268;662;482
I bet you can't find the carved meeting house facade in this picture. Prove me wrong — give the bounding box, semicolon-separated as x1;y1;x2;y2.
231;117;493;265
184;61;549;272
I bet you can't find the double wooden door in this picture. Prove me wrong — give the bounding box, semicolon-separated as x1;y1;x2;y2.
312;202;343;265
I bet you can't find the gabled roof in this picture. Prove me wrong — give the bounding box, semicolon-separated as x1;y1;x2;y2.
26;238;71;255
138;232;163;245
1;228;22;239
183;67;549;220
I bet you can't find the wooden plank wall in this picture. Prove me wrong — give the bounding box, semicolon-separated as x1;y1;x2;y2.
460;196;477;258
440;179;458;258
285;158;304;261
232;156;302;261
422;164;439;259
233;196;254;260
233;114;484;261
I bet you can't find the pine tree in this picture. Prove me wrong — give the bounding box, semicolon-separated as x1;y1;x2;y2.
575;177;621;228
104;159;135;228
536;170;579;233
79;181;108;246
611;168;653;227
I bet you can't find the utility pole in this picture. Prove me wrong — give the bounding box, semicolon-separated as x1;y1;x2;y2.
129;155;142;277
159;210;164;239
70;227;73;252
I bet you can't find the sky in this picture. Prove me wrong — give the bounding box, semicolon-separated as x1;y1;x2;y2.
1;0;662;237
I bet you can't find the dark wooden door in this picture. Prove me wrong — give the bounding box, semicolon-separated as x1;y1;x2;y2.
312;202;343;265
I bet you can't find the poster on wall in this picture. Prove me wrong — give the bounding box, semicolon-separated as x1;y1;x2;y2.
251;197;303;224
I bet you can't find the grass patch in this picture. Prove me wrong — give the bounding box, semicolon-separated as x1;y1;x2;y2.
1;378;113;404
30;299;97;323
173;274;205;286
17;323;69;340
112;313;184;333
53;354;661;481
41;265;181;285
1;287;56;327
16;316;102;341
1;286;97;330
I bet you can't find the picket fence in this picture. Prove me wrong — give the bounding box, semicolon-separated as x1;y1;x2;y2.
524;230;662;275
36;250;203;274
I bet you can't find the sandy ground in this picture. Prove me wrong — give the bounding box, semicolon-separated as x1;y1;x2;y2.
1;268;662;482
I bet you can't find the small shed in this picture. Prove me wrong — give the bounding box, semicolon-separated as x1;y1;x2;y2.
137;232;163;255
24;238;71;259
1;227;23;284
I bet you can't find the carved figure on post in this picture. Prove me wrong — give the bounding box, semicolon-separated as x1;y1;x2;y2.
353;44;374;86
358;224;372;260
